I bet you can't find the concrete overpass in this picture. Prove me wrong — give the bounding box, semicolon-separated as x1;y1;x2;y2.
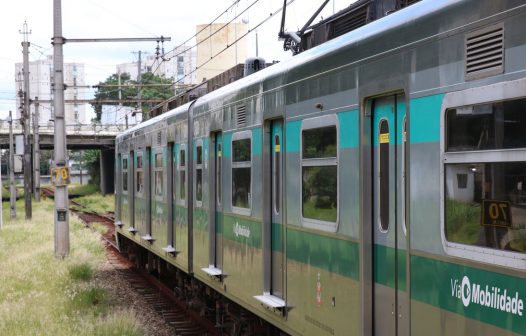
0;120;125;195
0;120;122;149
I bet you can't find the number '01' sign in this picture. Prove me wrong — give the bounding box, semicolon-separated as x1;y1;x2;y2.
482;200;512;227
51;166;71;186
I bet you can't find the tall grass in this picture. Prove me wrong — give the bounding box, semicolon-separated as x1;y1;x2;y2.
72;194;115;214
0;198;143;336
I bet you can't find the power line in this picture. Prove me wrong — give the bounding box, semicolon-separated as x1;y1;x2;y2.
150;0;260;76
166;0;296;90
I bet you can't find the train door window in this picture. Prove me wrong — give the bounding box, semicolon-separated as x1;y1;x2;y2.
443;93;526;267
232;131;251;213
379;119;390;232
136;153;144;194
301;115;338;232
154;152;163;197
122;156;128;192
402;117;408;234
217;143;222;207
179;146;186;205
274;134;281;214
196;141;203;205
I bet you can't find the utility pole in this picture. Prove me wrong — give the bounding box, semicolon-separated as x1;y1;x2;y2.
137;50;143;120
9;111;16;219
51;0;170;258
33;97;40;201
53;0;70;258
21;21;32;219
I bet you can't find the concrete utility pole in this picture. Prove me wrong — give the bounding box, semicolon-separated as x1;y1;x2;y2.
9;111;16;219
53;0;70;258
33;97;40;201
51;0;170;258
137;50;143;119
20;21;32;219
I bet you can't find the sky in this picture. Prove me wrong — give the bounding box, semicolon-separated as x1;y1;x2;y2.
0;0;356;120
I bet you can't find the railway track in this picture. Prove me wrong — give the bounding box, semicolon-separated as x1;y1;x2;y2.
41;187;219;336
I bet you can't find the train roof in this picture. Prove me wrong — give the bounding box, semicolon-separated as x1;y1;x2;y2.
116;101;192;141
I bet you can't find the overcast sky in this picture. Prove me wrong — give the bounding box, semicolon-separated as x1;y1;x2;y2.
0;0;355;120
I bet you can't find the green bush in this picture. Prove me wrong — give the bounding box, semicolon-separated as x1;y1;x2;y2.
69;263;94;281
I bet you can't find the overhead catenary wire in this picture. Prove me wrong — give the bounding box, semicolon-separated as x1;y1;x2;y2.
166;0;297;90
149;0;260;76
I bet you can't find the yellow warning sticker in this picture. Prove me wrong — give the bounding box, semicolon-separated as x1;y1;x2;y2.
275;144;281;152
218;151;222;157
379;133;390;144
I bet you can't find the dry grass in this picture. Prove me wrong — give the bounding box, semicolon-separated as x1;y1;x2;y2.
0;199;143;336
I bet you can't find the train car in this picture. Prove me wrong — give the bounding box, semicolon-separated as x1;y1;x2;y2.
115;0;526;335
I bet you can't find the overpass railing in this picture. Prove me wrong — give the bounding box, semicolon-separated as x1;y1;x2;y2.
0;121;128;135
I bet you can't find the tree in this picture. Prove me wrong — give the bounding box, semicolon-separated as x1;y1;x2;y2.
91;72;175;121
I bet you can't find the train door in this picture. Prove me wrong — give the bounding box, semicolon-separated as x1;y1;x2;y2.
144;147;153;240
372;93;408;336
129;150;135;231
256;119;286;309
270;120;284;299
166;143;175;251
207;133;223;273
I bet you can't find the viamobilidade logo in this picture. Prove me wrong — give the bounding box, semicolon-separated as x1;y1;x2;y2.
451;275;524;316
233;222;250;238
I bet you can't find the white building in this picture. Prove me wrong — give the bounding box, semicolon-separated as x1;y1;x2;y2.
116;45;197;94
15;55;87;125
100;105;142;127
196;23;248;84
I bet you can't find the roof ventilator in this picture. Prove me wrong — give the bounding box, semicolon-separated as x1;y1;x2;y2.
465;23;504;80
236;105;247;128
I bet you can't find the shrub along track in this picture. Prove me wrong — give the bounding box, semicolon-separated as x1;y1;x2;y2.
41;187;219;336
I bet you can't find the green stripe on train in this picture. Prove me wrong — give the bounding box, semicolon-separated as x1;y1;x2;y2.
373;244;406;291
411;255;526;334
215;213;360;280
288;227;360;280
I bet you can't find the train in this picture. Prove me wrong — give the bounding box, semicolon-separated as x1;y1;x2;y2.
114;0;526;335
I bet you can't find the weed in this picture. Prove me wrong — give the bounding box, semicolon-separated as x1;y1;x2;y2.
69;263;94;281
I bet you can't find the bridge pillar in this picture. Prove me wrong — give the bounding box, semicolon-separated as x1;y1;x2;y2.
99;148;115;196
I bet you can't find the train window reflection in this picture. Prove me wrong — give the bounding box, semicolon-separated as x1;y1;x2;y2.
446;98;526;151
154;153;163;197
196;144;203;203
302;125;338;223
122;157;128;192
445;162;526;253
302;126;337;159
274;135;280;214
232;137;251;209
136;171;143;193
179;149;186;202
379;119;390;231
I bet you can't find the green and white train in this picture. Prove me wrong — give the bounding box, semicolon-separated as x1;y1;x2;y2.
114;0;526;334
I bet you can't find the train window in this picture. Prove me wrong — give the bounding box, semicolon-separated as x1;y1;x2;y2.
232;133;251;210
274;135;280;214
122;157;128;192
179;148;186;203
196;143;203;203
217;143;222;207
446;99;526;151
444;95;526;262
154;153;163;197
379;120;390;231
445;162;526;253
402;117;408;235
136;154;144;194
301;123;338;224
